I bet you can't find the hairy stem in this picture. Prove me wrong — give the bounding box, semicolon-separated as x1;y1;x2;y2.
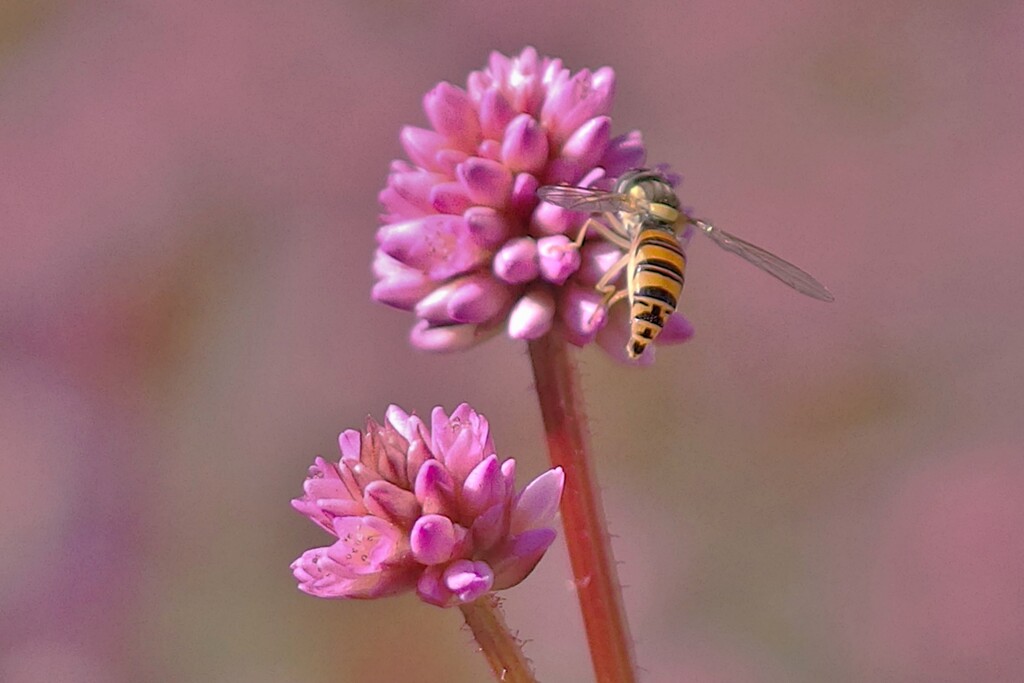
459;594;538;683
528;330;637;683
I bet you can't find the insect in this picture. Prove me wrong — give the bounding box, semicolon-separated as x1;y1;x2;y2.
537;168;834;358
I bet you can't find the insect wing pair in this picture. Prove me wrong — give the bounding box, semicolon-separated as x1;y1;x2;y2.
536;184;834;303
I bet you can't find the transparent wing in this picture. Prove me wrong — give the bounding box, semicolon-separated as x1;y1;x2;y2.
699;223;835;302
537;185;637;214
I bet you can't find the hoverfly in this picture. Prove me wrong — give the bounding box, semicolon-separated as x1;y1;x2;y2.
537;168;834;359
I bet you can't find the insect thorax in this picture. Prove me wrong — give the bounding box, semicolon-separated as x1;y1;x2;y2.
615;169;681;226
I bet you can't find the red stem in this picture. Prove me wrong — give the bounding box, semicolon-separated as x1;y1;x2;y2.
528;330;637;683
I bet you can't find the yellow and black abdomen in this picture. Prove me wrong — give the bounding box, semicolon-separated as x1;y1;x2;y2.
627;226;686;358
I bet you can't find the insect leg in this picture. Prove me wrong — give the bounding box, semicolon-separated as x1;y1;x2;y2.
543;216;628;268
586;251;631;325
601;288;629;309
570;214;632;250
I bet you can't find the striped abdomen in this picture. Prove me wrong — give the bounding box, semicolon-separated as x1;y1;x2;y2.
627;226;686;358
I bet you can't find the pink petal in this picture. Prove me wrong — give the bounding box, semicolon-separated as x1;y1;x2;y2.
537;235;581;285
563;67;616;135
446;275;512;325
410;514;459;566
382;164;446;214
600;130;646;176
416;565;453;607
327;516;404;575
400;126;447;171
409;320;496;352
312;497;365;520
338;430;362;462
530;200;581;237
384;404;414;439
443;427;485;484
434;149;469;175
470;502;508;553
299;458;345;495
547;115;611;184
576;166;608;188
415;284;460;325
478;88;515;140
454;404;495;462
373;423;409;485
490;528;557;591
559;284;607;346
538;71;578;131
464;206;513;249
379;185;429;224
338;464;363;502
477;139;501;162
414;459;456;518
292;547;365;598
363;479;421;528
576;240;625;287
347;461;380;491
461;455;504;519
405;437;431;486
493;237;539;285
292;456;361;533
414;274;508;325
430;181;473;215
292;545;419;600
509;172;541;217
291;547;327;583
656;312;696;344
560;115;611;169
292;547;409;600
430;403;490;459
466;71;493;103
510;467;564;534
357;566;421;600
505;62;547;114
377;215;485;281
500;459;516;498
429;405;452;443
371;251;433;310
501;114;549;174
507;288;555;340
423;82;480;150
443;560;494;603
456;157;513;208
540;67;615;145
486;49;513;82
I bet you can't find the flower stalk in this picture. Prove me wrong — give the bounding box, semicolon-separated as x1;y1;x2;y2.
460;594;538;683
528;329;637;683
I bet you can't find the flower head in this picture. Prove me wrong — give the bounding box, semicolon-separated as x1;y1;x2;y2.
291;404;564;607
374;47;694;362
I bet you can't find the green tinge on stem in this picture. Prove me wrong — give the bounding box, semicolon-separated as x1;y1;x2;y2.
459;594;538;683
528;330;638;683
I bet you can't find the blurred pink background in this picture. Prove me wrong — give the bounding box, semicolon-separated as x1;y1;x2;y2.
2;1;1022;681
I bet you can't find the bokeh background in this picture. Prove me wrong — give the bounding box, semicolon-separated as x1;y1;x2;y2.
3;1;1023;681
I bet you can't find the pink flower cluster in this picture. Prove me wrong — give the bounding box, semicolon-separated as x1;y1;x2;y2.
291;404;564;607
373;47;694;361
